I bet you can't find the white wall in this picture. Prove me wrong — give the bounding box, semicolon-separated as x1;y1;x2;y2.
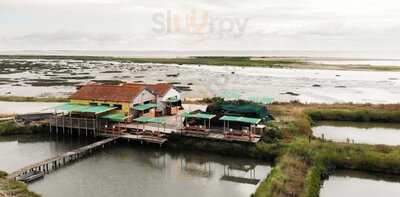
132;89;155;105
157;88;182;114
160;88;181;102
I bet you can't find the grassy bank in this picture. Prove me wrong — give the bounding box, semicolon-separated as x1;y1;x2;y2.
253;153;310;197
306;108;400;123
252;102;400;197
0;171;40;197
168;133;282;161
0;96;68;103
0;121;43;136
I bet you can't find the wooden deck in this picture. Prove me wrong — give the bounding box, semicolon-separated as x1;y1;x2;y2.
115;123;261;144
7;136;120;180
47;116;261;144
100;133;168;145
181;131;261;143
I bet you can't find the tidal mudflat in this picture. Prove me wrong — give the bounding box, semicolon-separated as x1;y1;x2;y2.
1;59;399;103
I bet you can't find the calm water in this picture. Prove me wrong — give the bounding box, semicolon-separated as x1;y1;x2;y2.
312;121;400;146
0;135;271;197
321;170;400;197
0;135;94;172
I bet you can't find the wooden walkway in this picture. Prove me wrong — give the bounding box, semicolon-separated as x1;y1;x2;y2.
100;133;168;146
7;136;120;180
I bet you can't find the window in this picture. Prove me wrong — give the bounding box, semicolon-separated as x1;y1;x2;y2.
89;102;97;106
101;103;110;107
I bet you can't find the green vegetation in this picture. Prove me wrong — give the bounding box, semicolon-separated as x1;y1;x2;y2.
0;170;40;197
306;108;400;123
0;55;300;68
2;99;400;197
0;96;68;103
0;121;43;136
253;153;310;197
252;102;400;197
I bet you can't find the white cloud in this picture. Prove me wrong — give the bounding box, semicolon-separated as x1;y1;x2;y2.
1;0;400;51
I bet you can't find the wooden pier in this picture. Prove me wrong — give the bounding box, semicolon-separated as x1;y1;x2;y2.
7;136;120;180
181;130;261;143
100;133;168;146
48;115;108;137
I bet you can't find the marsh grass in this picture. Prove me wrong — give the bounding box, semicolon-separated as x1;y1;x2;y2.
0;55;300;68
0;170;40;197
0;96;68;102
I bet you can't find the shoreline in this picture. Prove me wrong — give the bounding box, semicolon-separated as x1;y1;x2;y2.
1;55;400;72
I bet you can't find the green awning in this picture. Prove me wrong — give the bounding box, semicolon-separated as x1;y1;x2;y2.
134;116;152;123
151;117;167;124
181;112;216;120
217;91;241;100
133;103;158;111
100;113;127;122
80;105;116;113
133;116;166;124
52;103;116;114
53;103;87;111
220;115;261;124
248;96;274;104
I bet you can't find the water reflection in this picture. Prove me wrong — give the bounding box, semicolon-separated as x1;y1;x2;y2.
26;144;271;197
0;134;95;172
312;121;400;145
321;170;400;197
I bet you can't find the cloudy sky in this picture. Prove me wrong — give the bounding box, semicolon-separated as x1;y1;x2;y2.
1;0;400;52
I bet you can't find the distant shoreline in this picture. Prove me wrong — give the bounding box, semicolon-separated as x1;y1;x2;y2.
1;55;400;71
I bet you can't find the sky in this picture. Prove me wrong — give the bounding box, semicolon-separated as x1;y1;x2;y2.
1;0;400;52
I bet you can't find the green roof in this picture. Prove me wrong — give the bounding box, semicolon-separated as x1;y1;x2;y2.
248;96;274;104
221;103;268;119
80;105;116;113
181;112;216;119
133;116;166;124
217;91;241;100
220;115;261;124
133;103;158;111
100;113;127;122
53;103;116;114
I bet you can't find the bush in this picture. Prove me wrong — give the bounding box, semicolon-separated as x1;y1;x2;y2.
305;109;400;123
0;121;41;136
0;170;7;178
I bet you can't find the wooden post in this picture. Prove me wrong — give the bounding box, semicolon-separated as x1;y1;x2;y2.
63;113;65;135
78;118;81;136
85;118;88;137
69;115;72;135
93;119;96;136
55;111;58;134
49;112;52;134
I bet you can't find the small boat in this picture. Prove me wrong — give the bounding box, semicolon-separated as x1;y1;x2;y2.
16;171;45;183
